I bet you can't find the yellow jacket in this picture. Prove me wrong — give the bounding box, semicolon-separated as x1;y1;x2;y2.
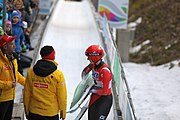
24;60;67;118
0;50;25;102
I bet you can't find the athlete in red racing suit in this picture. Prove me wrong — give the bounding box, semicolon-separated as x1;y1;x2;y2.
82;45;113;120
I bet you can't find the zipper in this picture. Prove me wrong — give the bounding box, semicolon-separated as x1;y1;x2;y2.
9;60;16;99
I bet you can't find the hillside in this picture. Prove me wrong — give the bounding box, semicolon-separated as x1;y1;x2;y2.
128;0;180;66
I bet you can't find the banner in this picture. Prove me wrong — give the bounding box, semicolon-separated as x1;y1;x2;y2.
100;15;136;120
39;0;52;15
98;0;129;29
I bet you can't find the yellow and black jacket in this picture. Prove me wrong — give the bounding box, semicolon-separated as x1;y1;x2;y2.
0;50;25;102
23;59;67;118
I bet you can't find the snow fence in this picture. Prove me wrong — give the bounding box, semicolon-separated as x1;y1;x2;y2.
98;15;137;120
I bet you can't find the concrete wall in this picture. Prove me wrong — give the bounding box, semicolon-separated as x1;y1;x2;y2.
116;29;135;62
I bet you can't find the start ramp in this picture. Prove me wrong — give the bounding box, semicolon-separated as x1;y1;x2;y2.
36;0;114;120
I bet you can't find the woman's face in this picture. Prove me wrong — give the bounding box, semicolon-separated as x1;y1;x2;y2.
87;57;94;64
15;1;22;10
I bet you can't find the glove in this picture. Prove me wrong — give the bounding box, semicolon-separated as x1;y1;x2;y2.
24;111;29;119
25;114;29;119
89;84;102;94
90;89;96;94
0;27;4;36
60;110;65;120
81;64;93;79
21;44;27;52
89;85;97;94
13;53;21;61
12;81;16;88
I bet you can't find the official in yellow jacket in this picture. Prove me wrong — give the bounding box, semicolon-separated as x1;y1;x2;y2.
0;34;25;120
24;45;67;120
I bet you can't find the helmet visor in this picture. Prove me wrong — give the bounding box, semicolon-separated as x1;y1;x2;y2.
85;52;102;56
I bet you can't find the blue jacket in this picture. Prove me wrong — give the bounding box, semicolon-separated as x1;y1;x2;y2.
12;23;25;53
11;10;25;53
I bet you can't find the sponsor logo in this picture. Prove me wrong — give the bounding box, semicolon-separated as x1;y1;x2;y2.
4;67;10;70
99;115;106;120
92;70;99;80
85;52;101;56
4;64;10;70
34;83;48;88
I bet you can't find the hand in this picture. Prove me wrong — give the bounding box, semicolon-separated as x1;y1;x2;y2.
21;44;27;52
90;89;96;94
25;114;29;119
24;110;29;119
60;111;65;120
60;117;65;120
89;85;101;94
89;86;96;94
12;81;16;88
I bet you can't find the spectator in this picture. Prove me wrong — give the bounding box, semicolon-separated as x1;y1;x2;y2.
0;34;25;120
6;0;14;21
24;45;67;120
13;0;23;25
11;10;25;75
13;0;32;28
0;3;9;27
6;20;12;35
22;21;34;52
22;0;32;27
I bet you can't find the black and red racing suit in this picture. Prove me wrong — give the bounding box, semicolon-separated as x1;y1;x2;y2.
82;60;113;120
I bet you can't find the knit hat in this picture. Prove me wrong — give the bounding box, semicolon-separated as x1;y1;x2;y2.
11;10;20;18
6;20;12;26
22;21;27;28
40;46;55;60
0;34;16;48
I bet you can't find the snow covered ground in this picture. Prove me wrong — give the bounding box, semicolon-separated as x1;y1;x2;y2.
15;0;180;120
123;61;180;120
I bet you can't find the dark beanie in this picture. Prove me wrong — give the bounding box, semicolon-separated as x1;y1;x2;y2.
40;46;55;60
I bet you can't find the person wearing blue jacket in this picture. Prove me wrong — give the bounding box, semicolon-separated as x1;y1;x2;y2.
11;10;25;75
0;0;9;27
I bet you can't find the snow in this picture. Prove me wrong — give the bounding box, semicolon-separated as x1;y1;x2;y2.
17;0;113;119
123;61;180;120
15;0;180;120
128;17;142;30
130;40;151;53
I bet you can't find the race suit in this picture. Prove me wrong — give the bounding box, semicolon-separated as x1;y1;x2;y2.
82;60;113;120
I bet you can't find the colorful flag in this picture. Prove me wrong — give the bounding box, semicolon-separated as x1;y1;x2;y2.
98;0;129;29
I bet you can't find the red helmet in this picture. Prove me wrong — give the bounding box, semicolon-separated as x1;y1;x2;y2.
85;45;104;63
